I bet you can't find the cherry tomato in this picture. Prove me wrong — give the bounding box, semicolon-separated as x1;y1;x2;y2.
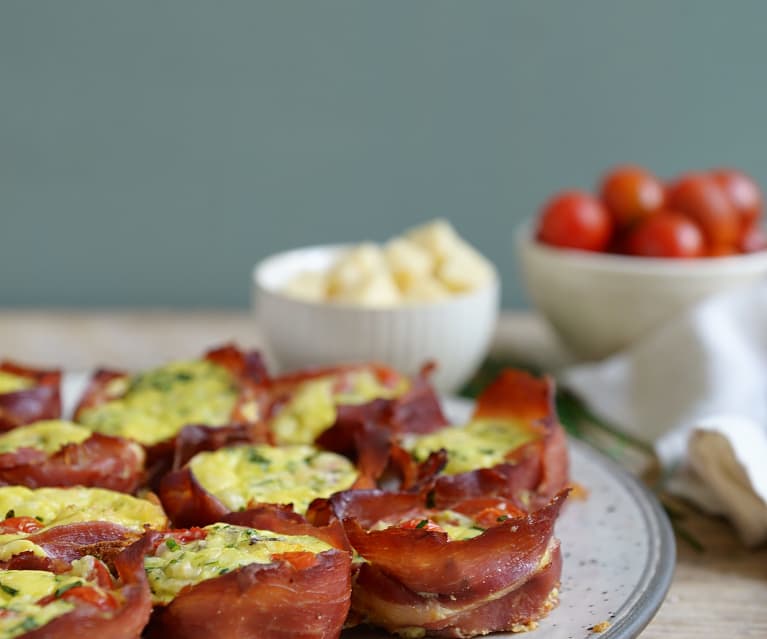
626;212;705;258
739;225;767;253
536;191;613;252
711;168;763;233
399;518;444;533
599;165;665;227
0;516;43;534
666;173;739;251
38;586;117;612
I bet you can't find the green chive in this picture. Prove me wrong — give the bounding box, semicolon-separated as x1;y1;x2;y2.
415;519;429;529
0;583;18;596
18;619;38;632
165;538;180;552
54;581;82;598
3;510;13;520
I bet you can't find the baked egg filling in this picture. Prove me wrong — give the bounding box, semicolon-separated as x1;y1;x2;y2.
77;360;239;445
0;421;91;456
144;523;331;604
189;444;357;514
0;373;34;396
406;419;539;475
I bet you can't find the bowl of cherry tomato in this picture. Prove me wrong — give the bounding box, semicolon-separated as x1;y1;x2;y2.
518;165;767;360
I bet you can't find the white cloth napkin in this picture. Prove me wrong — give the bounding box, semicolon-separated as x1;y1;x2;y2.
561;282;767;547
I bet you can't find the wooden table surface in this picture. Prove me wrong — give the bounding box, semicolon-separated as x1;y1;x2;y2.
1;309;765;638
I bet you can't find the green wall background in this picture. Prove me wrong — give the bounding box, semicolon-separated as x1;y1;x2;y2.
3;1;767;308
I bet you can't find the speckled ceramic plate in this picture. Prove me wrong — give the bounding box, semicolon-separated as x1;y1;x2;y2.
348;397;676;639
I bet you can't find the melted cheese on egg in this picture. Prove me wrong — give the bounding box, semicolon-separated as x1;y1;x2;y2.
0;373;34;395
144;523;331;604
0;486;167;561
406;419;539;475
0;558;112;639
189;445;357;514
77;360;239;445
0;421;91;456
271;370;409;445
0;571;79;637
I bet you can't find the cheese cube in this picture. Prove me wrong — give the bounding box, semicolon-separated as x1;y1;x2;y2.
384;238;435;292
282;271;327;302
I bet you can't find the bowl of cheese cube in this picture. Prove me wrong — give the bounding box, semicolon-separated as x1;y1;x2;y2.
253;220;499;392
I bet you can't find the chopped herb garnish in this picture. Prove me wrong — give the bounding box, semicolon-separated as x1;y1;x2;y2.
219;568;230;575
17;618;38;632
496;515;509;523
415;519;429;529
165;538;180;552
479;448;495;455
3;509;14;520
54;581;82;598
0;583;18;596
35;516;43;522
248;450;270;465
471;525;486;532
176;372;194;382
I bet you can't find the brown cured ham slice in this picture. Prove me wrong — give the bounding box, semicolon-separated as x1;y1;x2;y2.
0;433;145;493
21;542;152;639
313;366;446;486
352;543;561;637
170;422;272;471
0;362;61;432
329;489;566;598
0;520;146;573
314;365;446;449
155;465;230;527
135;529;351;639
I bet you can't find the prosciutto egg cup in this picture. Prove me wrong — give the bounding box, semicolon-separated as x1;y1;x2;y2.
0;486;168;571
0;550;151;639
158;443;364;530
134;521;351;639
0;362;61;433
325;487;567;637
74;345;270;485
0;421;144;493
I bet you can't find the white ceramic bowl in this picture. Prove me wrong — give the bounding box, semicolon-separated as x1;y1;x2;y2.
517;226;767;360
253;245;500;393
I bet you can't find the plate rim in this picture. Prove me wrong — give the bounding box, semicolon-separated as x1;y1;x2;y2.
566;438;676;639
